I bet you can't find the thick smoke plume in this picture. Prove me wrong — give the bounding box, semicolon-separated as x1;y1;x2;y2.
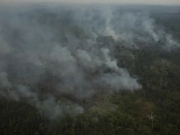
0;4;178;119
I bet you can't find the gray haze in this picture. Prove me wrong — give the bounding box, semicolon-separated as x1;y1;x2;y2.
1;0;180;5
0;4;178;119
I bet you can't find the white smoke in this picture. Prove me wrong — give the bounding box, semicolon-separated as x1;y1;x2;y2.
0;4;178;119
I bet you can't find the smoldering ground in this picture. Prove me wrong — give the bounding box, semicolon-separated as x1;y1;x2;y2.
0;4;178;119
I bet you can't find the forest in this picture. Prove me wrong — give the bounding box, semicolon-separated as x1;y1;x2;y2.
0;4;180;135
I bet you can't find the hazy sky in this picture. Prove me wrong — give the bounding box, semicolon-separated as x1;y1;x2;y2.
1;0;180;5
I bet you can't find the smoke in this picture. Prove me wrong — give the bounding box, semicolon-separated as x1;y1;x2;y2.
0;4;178;119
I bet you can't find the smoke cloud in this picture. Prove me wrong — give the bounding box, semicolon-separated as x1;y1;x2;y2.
0;4;178;119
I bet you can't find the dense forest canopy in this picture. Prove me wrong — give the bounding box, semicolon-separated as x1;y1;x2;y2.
0;3;180;135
